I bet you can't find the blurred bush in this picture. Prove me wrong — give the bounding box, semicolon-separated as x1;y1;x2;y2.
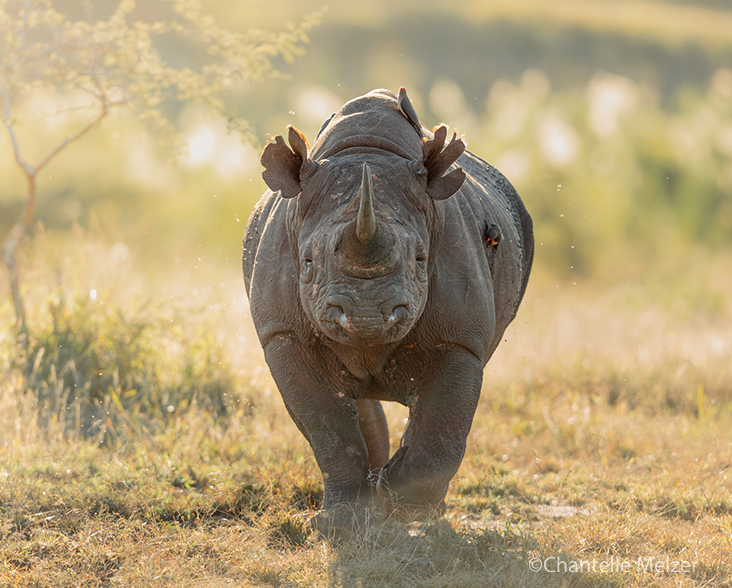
474;68;732;281
1;279;241;440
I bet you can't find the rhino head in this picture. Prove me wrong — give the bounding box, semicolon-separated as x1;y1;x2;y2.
260;115;466;348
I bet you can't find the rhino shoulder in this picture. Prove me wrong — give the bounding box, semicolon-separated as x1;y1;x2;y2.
242;190;280;297
416;150;534;362
243;194;307;347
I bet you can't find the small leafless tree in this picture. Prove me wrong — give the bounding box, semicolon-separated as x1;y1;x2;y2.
1;0;319;331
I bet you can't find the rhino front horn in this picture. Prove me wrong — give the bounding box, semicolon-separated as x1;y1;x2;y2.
356;163;376;242
338;163;396;274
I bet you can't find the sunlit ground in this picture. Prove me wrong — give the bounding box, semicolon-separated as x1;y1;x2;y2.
1;225;731;585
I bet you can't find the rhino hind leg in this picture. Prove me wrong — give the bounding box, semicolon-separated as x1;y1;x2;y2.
356;399;390;477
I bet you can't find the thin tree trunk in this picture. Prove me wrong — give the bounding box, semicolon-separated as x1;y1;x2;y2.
2;84;36;333
2;80;107;332
2;172;35;331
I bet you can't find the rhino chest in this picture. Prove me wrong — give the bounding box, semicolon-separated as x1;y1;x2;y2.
324;339;430;405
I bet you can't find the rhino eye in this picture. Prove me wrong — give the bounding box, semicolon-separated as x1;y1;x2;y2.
415;246;427;266
415;250;427;274
301;257;314;284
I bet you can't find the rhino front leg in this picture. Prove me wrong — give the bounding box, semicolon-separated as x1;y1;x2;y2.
263;334;373;529
377;345;483;518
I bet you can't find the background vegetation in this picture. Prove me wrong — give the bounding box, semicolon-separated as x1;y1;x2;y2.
1;0;731;586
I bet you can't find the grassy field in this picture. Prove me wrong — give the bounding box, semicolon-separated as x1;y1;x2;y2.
1;236;731;588
2;0;732;585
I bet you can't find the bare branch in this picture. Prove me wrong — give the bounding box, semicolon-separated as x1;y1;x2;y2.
2;86;35;176
36;105;109;173
2;70;107;331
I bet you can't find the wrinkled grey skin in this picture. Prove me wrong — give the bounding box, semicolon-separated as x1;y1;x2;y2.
242;89;533;533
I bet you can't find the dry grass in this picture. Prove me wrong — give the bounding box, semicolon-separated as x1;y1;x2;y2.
1;244;732;587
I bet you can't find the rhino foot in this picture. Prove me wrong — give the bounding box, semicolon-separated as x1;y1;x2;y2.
375;446;450;521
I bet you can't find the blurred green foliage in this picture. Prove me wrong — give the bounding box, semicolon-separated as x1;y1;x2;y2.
1;0;731;289
0;0;319;146
0;0;322;329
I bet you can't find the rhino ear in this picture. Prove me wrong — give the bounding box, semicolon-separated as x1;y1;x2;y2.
261;125;318;199
422;124;466;201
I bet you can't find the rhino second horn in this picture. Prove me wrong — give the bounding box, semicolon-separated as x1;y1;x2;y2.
356;163;376;242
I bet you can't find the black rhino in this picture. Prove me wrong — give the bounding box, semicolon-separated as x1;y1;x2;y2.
242;88;533;533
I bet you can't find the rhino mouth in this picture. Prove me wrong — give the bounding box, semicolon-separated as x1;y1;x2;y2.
323;300;411;344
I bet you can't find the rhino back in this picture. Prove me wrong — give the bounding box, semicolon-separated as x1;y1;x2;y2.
419;149;533;363
310;89;423;163
459;150;534;306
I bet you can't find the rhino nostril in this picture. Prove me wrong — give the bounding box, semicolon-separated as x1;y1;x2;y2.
386;305;409;329
327;304;349;329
